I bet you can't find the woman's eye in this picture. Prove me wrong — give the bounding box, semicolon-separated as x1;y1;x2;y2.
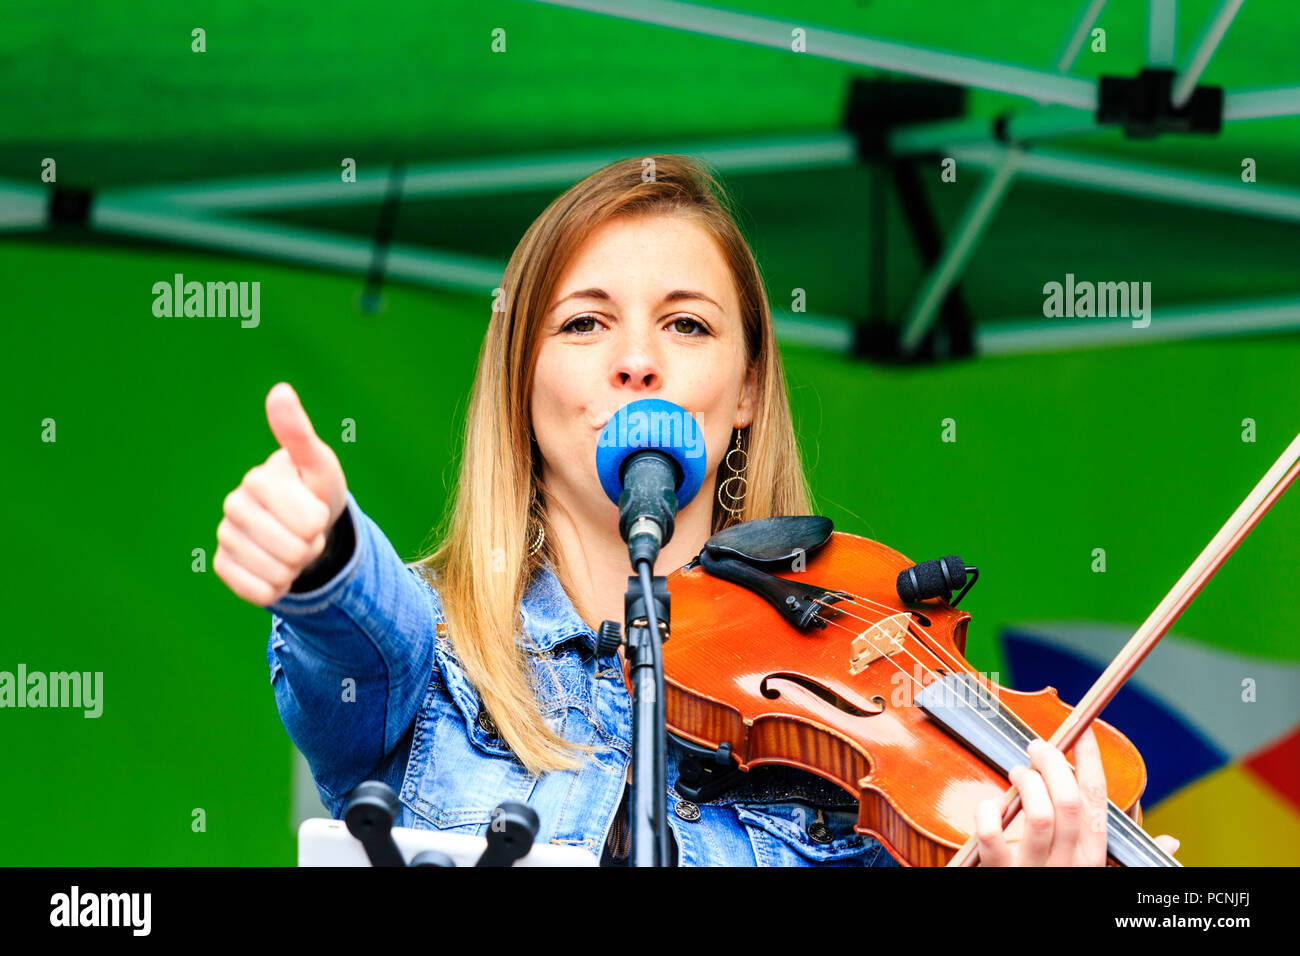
670;316;708;336
561;315;601;334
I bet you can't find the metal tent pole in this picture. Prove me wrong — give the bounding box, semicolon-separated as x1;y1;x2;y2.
889;106;1101;155
896;2;1122;356
949;144;1300;226
100;134;858;212
1172;0;1246;108
978;295;1300;356
66;192;1300;360
1058;0;1108;73
530;0;1098;109
1148;0;1178;67
772;295;1300;357
898;149;1021;356
1223;86;1300;120
0;181;49;230
90;199;504;293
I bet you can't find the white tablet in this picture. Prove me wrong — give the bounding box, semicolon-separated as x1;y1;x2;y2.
297;817;600;867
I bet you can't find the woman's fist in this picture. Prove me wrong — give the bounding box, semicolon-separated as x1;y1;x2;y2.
974;727;1181;866
215;383;349;607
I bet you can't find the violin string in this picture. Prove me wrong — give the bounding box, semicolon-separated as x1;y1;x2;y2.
790;602;972;709
665;565;949;692
802;602;1083;841
777;588;991;708
796;592;981;697
818;591;999;698
671;562;1159;859
818;592;1043;744
794;605;1052;814
795;604;940;687
805;591;1166;859
801;593;1054;775
670;567;991;703
668;570;1131;848
814;588;1021;712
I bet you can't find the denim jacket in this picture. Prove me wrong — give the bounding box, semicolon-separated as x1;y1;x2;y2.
267;491;901;867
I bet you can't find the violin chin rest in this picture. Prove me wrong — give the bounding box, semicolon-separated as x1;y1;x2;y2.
704;515;834;564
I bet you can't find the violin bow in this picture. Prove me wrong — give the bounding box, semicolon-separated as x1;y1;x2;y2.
949;430;1300;867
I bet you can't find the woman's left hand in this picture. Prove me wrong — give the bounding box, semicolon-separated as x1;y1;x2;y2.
974;726;1181;866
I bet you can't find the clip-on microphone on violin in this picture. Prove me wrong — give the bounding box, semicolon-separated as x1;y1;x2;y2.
595;398;706;867
897;556;979;607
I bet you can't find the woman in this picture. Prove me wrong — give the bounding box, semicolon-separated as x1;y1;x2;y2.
216;154;1180;866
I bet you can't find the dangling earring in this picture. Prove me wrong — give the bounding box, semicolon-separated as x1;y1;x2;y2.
717;429;748;517
526;486;546;557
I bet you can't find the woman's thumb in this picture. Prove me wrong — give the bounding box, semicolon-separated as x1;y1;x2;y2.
265;383;341;500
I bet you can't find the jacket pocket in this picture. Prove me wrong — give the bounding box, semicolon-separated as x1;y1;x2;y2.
398;644;545;831
733;800;892;866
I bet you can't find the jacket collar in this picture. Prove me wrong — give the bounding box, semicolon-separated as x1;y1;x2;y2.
519;561;598;656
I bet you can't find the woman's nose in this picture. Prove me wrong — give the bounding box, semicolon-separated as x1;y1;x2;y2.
610;339;661;391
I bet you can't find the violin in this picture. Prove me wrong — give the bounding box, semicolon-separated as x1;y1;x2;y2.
661;520;1158;867
651;431;1300;867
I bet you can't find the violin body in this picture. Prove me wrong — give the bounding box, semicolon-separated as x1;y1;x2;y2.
658;529;1147;867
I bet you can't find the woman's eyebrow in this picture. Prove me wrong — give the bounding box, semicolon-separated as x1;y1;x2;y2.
662;289;722;311
548;287;722;313
549;287;612;313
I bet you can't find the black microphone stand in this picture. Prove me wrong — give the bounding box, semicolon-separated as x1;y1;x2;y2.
604;449;681;866
624;563;671;867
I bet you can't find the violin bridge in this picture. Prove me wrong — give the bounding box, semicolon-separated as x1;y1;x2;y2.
849;612;911;675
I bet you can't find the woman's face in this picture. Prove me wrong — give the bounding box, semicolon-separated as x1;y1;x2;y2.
530;213;756;520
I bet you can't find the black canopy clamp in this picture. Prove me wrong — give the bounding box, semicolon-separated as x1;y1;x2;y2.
687;516;851;632
1098;68;1222;138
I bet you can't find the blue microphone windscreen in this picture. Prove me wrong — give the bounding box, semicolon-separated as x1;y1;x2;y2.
595;399;707;508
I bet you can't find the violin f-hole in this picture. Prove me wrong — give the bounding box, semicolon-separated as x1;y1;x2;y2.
760;672;885;717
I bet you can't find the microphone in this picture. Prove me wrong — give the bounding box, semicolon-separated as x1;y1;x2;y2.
595;398;707;568
896;556;970;604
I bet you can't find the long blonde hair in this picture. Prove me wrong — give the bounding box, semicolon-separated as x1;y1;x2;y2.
413;155;813;777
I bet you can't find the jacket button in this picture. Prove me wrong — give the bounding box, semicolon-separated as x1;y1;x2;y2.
807;820;834;845
674;799;700;822
477;709;498;737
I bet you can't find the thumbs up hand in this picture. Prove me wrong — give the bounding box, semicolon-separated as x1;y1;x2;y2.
215;383;350;607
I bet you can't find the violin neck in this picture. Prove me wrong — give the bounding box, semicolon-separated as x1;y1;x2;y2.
914;675;1180;867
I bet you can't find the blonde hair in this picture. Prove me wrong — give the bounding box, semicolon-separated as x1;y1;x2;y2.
413;155;813;777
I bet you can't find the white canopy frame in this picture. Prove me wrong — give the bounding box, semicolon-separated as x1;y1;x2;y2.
2;0;1297;359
